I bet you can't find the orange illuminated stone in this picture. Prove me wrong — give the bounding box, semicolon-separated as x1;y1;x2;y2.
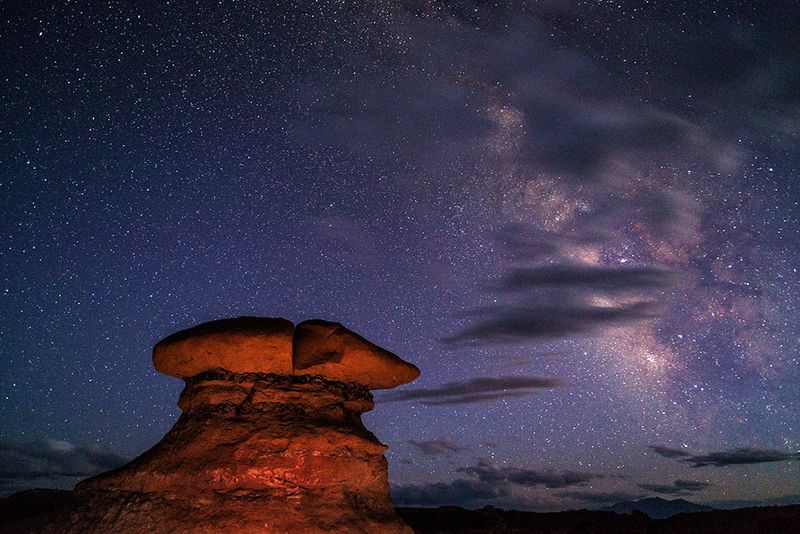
153;316;294;378
293;319;421;389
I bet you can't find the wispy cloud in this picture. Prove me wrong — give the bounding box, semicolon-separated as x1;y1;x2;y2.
443;302;660;346
458;458;603;489
684;449;800;468
556;490;643;505
409;437;465;456
649;445;800;468
647;445;692;459
442;221;680;347
490;224;603;262
380;376;565;405
391;478;509;507
639;479;712;495
392;457;606;508
307;13;737;181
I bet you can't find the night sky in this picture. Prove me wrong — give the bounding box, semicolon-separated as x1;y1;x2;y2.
2;1;799;511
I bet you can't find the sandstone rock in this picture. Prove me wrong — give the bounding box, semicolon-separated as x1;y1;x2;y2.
152;316;419;390
63;372;412;533
293;319;421;389
152;316;293;378
33;317;418;533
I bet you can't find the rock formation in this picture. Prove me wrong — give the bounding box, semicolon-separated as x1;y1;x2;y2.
50;316;419;534
293;319;421;389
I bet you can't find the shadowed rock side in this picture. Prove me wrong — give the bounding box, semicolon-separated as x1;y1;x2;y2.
24;317;417;533
294;319;421;389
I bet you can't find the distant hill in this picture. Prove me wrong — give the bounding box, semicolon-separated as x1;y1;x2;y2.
396;503;800;533
604;497;713;519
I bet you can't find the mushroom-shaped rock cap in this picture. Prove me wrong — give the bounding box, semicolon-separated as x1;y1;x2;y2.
293;319;420;389
153;316;294;378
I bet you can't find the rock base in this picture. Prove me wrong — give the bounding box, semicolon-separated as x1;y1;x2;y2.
52;372;411;533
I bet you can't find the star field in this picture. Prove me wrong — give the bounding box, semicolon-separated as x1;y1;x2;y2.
1;0;799;510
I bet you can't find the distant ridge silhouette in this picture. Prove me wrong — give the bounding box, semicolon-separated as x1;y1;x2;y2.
603;496;713;519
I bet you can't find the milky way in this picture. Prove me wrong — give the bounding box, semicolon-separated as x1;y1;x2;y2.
1;1;798;510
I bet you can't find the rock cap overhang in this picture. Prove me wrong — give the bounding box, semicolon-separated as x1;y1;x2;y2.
153;316;294;378
293;319;421;389
152;316;420;389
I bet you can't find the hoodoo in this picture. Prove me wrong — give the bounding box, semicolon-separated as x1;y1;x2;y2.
50;316;419;534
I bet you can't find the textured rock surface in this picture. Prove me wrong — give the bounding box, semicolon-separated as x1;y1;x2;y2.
151;316;420;390
53;372;412;533
293;319;421;389
153;317;294;378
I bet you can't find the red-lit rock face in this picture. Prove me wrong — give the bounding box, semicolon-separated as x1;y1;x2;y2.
46;318;417;533
293;319;421;389
152;317;295;378
152;316;420;389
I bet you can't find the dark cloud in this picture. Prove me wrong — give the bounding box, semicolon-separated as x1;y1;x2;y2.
505;469;602;489
495;265;678;292
391;457;606;507
556;490;643;505
0;439;126;482
684;448;800;468
443;302;660;346
409;438;465;456
456;459;507;484
391;478;509;507
458;458;603;489
639;479;713;495
444;221;679;346
380;376;564;405
649;445;800;468
410;391;540;406
673;480;713;492
647;445;692;459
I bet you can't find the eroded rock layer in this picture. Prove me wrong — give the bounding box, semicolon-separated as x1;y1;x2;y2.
56;372;411;533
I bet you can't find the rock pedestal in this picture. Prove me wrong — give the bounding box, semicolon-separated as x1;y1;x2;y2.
53;317;419;534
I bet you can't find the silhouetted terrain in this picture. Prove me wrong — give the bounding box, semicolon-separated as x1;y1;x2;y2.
603;497;713;518
2;490;799;533
397;503;800;534
0;490;77;534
